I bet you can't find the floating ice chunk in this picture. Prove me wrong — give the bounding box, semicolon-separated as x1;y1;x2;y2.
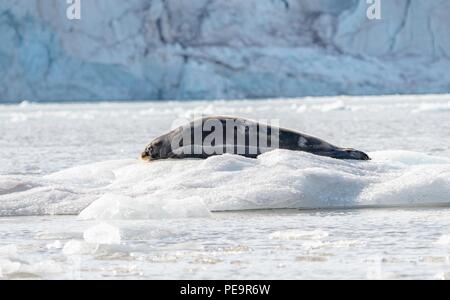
269;230;329;240
79;194;211;220
62;240;83;255
83;223;121;245
360;165;450;206
412;102;450;113
436;235;450;245
1;150;450;217
0;259;21;278
312;100;350;112
0;246;20;278
62;240;97;256
19;100;31;108
296;105;307;113
46;241;63;250
0;245;18;258
0;177;42;195
45;160;135;187
9;113;28;123
0;185;93;217
20;260;63;275
79;194;131;220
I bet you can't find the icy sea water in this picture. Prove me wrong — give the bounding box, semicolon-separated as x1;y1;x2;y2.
1;95;450;279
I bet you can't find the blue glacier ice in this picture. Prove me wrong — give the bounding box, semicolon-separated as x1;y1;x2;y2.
1;0;450;102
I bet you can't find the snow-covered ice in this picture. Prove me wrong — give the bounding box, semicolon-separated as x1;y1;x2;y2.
1;149;449;218
0;95;450;279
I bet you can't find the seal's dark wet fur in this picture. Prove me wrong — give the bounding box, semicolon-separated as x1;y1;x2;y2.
141;116;370;161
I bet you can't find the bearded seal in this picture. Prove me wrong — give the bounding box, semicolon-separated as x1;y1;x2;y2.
141;116;370;161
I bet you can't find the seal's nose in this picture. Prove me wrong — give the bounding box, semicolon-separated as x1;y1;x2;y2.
348;149;371;160
141;152;148;159
360;152;371;161
338;148;370;160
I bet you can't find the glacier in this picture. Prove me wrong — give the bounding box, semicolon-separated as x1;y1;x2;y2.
1;0;450;102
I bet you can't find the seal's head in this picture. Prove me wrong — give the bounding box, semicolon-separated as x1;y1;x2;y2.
141;139;165;161
329;148;371;160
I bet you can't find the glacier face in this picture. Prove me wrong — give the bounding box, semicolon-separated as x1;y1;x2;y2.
0;0;450;102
